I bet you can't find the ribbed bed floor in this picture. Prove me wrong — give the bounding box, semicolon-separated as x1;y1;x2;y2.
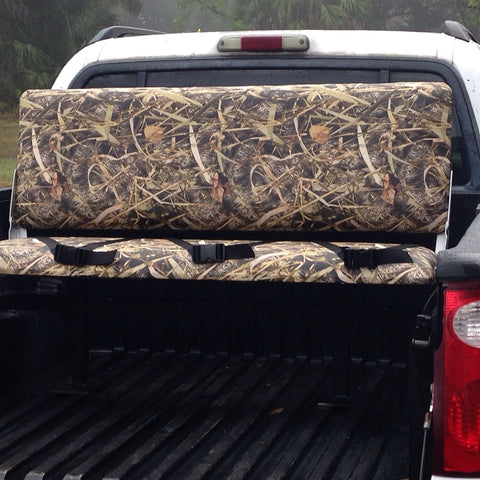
0;352;408;480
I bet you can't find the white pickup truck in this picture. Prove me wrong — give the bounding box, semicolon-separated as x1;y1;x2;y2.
0;20;479;480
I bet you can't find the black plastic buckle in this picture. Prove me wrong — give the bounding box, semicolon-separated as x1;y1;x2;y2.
342;247;376;269
191;243;226;264
54;244;89;266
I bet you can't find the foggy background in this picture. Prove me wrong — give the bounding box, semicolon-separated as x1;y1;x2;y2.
0;0;479;111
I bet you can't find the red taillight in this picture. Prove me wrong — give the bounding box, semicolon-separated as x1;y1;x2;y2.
242;36;282;51
434;283;480;473
217;34;309;52
448;379;480;452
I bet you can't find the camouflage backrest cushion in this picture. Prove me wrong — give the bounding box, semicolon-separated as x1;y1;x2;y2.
13;83;452;233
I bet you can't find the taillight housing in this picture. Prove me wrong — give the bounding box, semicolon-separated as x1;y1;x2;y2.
433;283;480;474
217;34;309;52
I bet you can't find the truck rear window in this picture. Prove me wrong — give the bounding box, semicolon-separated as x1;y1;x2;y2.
81;64;470;186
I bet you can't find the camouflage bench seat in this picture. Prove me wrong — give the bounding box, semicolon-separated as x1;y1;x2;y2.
0;83;452;285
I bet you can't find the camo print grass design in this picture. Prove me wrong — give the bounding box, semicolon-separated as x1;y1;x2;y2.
13;83;451;233
0;237;437;284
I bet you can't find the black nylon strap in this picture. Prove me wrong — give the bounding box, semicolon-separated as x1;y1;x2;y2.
38;236;412;269
38;237;255;266
169;238;255;264
316;241;414;269
38;237;120;266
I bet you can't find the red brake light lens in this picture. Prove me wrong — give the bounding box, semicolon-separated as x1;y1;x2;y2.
434;284;480;474
448;379;480;453
241;36;283;51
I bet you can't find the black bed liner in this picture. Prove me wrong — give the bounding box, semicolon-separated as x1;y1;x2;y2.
0;352;408;480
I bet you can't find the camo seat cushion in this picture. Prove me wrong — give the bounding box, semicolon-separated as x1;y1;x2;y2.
2;83;451;286
0;237;437;285
13;83;451;234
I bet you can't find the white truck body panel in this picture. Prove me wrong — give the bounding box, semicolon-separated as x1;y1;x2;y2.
52;30;480;137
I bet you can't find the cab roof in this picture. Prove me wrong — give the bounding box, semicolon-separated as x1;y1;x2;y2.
52;26;479;91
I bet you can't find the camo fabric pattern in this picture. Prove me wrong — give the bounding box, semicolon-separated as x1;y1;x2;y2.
13;83;452;233
0;237;437;285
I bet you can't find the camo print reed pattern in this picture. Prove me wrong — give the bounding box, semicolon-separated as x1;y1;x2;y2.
0;237;437;284
13;83;451;233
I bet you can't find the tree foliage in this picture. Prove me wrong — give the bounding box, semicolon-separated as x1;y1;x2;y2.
0;0;141;110
2;0;480;111
175;0;372;30
232;0;374;29
176;0;477;34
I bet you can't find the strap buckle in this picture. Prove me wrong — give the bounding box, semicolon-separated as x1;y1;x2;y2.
54;244;89;266
342;247;376;269
191;243;226;264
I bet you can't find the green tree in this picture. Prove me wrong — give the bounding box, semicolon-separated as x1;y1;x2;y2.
174;0;238;30
382;0;471;32
176;0;478;35
0;0;142;111
176;0;372;30
466;0;480;36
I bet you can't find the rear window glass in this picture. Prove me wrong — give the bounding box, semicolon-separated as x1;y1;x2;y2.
81;66;469;185
84;72;140;88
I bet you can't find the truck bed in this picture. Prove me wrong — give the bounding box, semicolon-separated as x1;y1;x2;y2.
0;352;408;480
